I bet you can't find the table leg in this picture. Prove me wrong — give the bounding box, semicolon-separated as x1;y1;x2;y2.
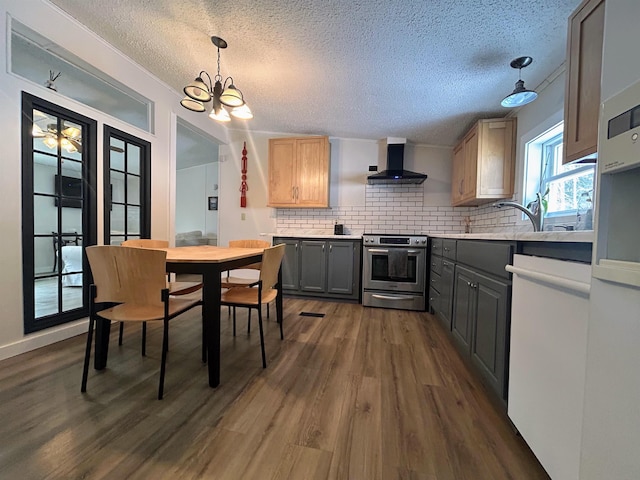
202;269;221;387
276;266;283;325
94;318;111;370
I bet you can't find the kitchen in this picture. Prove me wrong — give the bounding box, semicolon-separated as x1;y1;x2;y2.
1;0;639;478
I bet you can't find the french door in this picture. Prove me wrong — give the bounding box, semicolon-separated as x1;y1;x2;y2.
103;125;151;246
21;93;97;333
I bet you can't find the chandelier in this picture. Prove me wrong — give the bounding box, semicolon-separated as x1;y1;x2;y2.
180;36;253;122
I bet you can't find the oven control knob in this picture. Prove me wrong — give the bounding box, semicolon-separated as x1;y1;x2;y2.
421;239;426;244
414;239;419;244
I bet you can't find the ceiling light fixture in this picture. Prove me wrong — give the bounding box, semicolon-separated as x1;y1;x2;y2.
180;36;252;121
501;56;538;108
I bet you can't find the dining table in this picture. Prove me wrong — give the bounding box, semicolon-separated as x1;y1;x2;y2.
93;245;282;389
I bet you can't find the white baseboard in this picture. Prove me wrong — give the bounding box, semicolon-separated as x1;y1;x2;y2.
0;319;89;362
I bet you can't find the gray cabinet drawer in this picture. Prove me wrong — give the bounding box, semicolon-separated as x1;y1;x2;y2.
431;238;443;256
430;270;442;293
429;286;440;314
443;239;457;260
430;256;443;275
456;241;514;280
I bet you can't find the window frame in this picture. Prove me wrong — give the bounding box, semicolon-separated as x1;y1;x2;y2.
523;120;595;228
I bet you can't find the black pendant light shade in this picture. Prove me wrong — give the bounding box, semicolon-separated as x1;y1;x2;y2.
501;56;538;108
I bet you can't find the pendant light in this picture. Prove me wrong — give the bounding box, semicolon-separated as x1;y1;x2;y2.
180;36;253;121
501;56;538;108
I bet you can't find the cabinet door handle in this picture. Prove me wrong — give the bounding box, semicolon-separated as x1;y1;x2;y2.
432;262;437;267
444;247;450;252
459;179;463;194
329;245;332;253
443;261;450;267
322;244;325;252
295;186;299;199
295;243;298;250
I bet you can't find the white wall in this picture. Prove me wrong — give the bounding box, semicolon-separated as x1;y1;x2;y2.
218;131;278;246
175;163;219;237
0;0;228;360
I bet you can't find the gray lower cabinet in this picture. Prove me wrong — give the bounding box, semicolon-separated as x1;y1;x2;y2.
273;237;361;300
434;238;513;404
470;270;508;399
451;265;475;350
429;239;455;329
300;240;326;292
280;238;300;290
327;241;356;294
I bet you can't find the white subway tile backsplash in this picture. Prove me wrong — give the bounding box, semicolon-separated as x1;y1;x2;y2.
275;187;523;235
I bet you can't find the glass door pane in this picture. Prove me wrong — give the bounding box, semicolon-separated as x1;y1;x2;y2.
104;126;150;246
22;93;96;333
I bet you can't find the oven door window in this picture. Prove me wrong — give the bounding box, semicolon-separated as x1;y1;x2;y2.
370;252;418;283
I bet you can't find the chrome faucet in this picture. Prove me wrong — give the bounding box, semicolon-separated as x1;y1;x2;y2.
492;192;544;232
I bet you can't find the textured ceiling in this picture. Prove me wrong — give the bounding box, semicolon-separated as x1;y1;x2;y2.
47;0;580;146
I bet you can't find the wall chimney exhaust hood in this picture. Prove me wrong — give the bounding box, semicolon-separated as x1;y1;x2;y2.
367;138;428;185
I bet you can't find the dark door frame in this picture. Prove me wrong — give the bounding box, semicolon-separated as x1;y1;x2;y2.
21;92;97;334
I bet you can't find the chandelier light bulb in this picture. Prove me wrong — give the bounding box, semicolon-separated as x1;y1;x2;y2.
179;36;251;122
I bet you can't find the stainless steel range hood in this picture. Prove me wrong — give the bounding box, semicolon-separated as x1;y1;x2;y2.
367;139;428;185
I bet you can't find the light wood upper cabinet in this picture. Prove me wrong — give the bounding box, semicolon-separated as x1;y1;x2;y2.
563;0;605;165
451;141;465;205
268;136;329;208
451;118;516;207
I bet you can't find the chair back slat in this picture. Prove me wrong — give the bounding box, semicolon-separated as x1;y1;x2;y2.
121;239;169;248
86;246;167;305
229;239;271;249
259;244;286;290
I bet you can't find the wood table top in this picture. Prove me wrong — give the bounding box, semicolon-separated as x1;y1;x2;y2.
164;245;265;263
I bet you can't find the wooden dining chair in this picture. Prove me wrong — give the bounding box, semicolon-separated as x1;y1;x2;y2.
120;239;203;351
221;239;272;318
82;245;202;399
220;244;286;368
221;239;271;287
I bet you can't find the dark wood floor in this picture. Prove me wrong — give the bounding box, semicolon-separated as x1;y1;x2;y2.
0;298;549;479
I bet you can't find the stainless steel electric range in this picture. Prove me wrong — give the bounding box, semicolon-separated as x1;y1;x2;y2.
362;233;428;311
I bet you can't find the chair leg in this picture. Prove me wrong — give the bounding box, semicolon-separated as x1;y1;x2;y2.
247;308;251;335
141;322;147;356
258;305;266;368
158;318;169;400
267;302;270;319
228;305;231;316
279;303;284;340
118;322;124;345
232;307;237;337
81;315;95;392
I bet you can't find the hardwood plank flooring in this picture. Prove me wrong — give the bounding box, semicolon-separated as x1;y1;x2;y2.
0;299;549;479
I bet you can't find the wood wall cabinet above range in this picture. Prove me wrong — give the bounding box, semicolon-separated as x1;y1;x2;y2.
563;0;605;165
268;136;330;208
451;118;516;207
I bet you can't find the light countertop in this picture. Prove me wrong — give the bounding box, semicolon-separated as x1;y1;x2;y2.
262;231;363;240
425;231;594;243
262;230;594;243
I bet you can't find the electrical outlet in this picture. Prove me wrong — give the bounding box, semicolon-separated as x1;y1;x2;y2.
241;213;246;221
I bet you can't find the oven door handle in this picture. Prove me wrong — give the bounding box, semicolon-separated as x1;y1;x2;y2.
367;249;422;254
371;294;417;301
